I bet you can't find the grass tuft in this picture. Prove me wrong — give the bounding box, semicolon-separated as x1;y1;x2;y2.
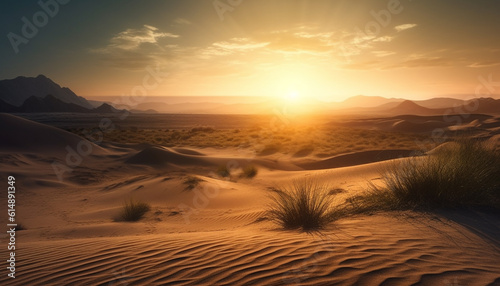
366;138;500;210
241;165;258;178
120;198;151;222
267;179;339;231
183;176;204;191
217;165;231;178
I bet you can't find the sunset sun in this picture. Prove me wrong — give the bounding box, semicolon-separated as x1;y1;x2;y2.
286;90;300;102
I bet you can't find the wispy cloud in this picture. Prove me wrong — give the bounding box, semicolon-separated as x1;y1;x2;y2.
373;36;394;42
92;25;179;69
107;25;178;50
200;38;269;59
174;18;192;25
468;61;500;68
384;56;453;69
395;24;418;32
212;38;269;51
261;27;336;55
372;50;396;57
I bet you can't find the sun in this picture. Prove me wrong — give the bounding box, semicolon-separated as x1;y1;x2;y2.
285;89;300;103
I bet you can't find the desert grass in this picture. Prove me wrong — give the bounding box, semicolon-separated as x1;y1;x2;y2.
67;126;432;157
120;198;151;222
267;179;340;231
240;165;258;178
216;165;231;178
183;176;204;191
364;139;500;210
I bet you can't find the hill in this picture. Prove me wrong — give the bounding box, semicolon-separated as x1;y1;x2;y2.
386;100;445;115
0;94;121;113
0;75;93;108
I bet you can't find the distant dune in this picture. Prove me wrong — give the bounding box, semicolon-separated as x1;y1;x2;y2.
297;149;418;170
0;113;105;155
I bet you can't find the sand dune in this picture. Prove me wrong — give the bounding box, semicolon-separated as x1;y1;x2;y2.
341;114;500;134
3;214;499;285
125;145;302;171
391;119;450;133
297;149;417;170
126;146;212;167
0;113;105;156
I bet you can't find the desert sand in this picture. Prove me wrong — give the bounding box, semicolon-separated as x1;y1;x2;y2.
1;113;500;285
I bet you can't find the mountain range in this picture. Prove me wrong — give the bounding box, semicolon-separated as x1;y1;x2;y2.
0;94;118;113
0;75;93;108
0;75;499;115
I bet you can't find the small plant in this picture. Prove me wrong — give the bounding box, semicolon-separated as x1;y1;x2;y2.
120;198;151;222
183;176;204;191
217;165;230;178
267;179;338;231
190;126;215;133
366;138;500;210
241;165;258;178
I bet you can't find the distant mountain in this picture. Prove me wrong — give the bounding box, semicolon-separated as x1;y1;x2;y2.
338;95;403;108
0;94;121;113
0;75;93;108
461;97;500;114
20;94;91;113
338;95;469;111
93;103;119;113
386;100;445;115
415;97;465;109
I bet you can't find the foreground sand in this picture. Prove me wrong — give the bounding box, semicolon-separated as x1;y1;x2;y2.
1;114;499;285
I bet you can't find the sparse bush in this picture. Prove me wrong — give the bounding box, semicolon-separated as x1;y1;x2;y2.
267;179;338;231
367;139;500;210
190;126;215;133
120;198;151;221
183;176;204;191
241;165;258;178
217;165;230;178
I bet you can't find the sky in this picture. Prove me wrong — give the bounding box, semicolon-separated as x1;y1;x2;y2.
1;0;500;102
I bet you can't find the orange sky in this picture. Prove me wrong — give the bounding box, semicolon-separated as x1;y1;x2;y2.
2;0;500;101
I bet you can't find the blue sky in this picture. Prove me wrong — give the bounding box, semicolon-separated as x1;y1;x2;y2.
1;0;500;101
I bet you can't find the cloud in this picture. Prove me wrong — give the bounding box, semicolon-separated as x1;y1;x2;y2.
212;38;269;51
384;56;453;69
92;25;179;70
342;51;457;70
372;50;396;57
394;24;418;32
174;18;192;25
107;25;178;50
373;36;394;42
200;38;270;58
468;61;500;68
259;28;337;55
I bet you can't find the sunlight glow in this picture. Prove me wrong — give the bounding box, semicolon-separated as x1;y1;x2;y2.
286;90;300;102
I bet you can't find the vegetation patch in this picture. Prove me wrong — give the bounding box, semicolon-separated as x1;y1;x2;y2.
267;179;340;231
364;139;500;210
119;198;151;222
